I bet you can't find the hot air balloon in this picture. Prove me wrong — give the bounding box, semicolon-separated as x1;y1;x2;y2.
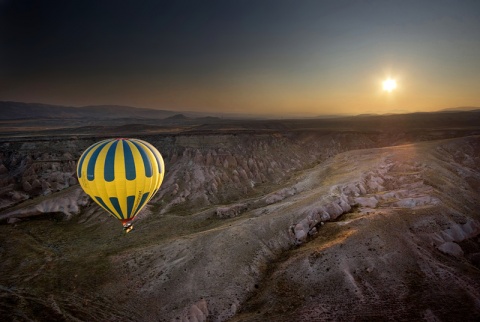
77;138;164;232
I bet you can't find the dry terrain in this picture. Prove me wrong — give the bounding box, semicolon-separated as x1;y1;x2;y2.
0;115;480;321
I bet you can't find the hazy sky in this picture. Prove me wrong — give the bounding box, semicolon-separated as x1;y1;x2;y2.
1;0;480;116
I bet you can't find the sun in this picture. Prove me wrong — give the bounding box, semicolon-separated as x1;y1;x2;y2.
382;78;397;92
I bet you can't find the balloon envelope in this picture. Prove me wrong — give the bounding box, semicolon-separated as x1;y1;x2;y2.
77;138;164;226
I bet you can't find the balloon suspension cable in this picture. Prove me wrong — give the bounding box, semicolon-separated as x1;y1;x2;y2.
122;219;134;233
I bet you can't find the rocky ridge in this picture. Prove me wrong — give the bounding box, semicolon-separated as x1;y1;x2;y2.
1;132;376;222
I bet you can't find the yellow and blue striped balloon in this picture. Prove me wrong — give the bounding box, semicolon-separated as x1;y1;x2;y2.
77;138;164;230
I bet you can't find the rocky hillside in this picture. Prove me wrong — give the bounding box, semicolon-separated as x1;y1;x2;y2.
0;131;378;219
0;129;479;321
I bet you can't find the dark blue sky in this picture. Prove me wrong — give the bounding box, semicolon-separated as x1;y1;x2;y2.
1;0;479;116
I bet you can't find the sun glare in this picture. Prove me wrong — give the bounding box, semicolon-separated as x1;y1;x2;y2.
382;78;397;92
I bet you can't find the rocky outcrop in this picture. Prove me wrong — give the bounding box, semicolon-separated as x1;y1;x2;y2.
288;151;445;245
153;132;378;213
0;141;82;211
215;203;248;218
0;186;89;223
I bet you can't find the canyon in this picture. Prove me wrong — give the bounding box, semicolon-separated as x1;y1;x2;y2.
0;114;480;321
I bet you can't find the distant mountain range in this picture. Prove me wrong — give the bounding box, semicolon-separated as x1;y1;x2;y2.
1;100;479;121
0;101;184;120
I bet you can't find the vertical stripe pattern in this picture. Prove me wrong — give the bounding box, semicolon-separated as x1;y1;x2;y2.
77;138;165;222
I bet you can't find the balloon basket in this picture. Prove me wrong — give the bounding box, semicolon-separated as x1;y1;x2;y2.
122;220;134;233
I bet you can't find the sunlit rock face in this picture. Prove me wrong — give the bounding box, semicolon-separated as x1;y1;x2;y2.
0;130;479;321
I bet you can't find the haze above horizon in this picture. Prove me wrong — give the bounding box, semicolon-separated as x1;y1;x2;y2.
1;0;479;117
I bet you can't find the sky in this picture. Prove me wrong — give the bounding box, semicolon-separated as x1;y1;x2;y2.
1;0;480;117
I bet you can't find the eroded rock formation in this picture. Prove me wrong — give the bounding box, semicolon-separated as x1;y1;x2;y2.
0;132;479;321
